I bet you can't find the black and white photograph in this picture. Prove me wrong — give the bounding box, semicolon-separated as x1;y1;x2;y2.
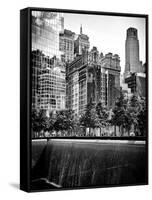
1;0;152;198
28;8;148;191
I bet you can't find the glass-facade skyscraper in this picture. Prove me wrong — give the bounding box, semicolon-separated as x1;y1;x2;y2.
32;11;66;112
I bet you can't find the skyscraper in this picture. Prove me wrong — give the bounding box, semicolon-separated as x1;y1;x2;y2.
124;27;146;97
59;29;75;63
66;49;101;117
125;27;140;75
100;53;121;109
74;25;90;55
124;72;146;97
31;11;66;112
66;52;88;116
66;47;121;116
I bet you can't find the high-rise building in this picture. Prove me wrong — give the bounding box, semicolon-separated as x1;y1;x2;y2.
124;27;146;97
124;72;146;97
59;29;75;63
66;53;87;116
120;75;132;98
125;27;140;75
100;53;121;109
87;47;101;105
66;47;121;116
31;11;66;112
74;25;90;55
66;49;101;116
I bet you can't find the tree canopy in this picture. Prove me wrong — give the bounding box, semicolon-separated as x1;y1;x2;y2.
31;94;146;137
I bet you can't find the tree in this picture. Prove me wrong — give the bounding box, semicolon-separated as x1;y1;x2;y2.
44;112;56;136
31;109;47;138
38;110;48;136
54;109;75;136
137;97;146;136
127;94;141;134
96;102;109;127
79;102;100;135
111;91;132;136
95;102;111;136
72;114;81;136
32;109;39;138
126;94;147;136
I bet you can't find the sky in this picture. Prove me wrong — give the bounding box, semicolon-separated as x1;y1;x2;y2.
63;13;146;74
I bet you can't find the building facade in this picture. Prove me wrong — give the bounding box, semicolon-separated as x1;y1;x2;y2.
59;29;75;63
124;72;146;97
100;53;121;109
125;27;140;75
74;26;90;55
32;11;66;112
120;74;132;98
66;54;87;116
123;27;146;98
66;47;121;116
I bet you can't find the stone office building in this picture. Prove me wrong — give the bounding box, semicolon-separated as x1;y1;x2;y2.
124;72;146;97
100;53;121;109
59;29;75;63
66;47;121;117
74;25;90;55
66;52;87;116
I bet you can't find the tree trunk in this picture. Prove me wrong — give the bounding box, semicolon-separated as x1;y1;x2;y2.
128;128;130;136
121;126;123;136
89;127;91;136
119;126;121;136
114;126;116;136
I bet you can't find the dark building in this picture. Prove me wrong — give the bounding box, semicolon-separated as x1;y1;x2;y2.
125;72;146;97
100;53;121;109
66;47;121;116
66;48;102;116
66;51;88;116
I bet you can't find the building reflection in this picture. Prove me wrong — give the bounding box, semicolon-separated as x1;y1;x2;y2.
32;11;66;112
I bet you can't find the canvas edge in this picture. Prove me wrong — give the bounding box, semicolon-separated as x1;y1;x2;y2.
20;7;149;192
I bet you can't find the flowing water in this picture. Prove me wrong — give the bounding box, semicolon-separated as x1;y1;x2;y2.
31;139;147;190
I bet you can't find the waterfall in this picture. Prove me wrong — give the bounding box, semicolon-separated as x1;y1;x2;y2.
31;139;146;189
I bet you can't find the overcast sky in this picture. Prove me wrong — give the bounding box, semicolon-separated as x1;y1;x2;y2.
63;13;146;73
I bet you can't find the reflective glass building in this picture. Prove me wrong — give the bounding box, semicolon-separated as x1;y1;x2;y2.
31;11;66;112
